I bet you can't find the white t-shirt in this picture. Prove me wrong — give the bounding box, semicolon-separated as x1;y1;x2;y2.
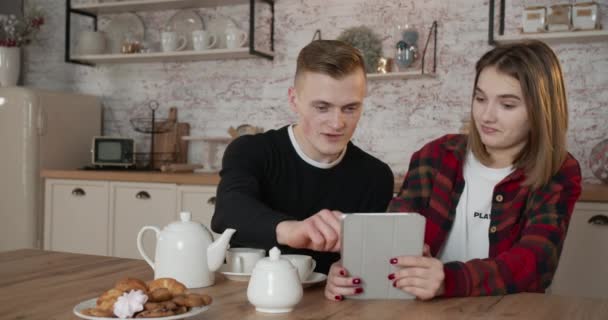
438;151;513;263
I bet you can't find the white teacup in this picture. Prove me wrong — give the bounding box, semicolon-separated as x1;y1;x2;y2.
192;30;217;51
225;27;247;49
226;248;265;274
161;31;186;52
281;254;316;282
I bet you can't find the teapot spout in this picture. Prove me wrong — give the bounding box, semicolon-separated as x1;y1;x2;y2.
207;228;236;272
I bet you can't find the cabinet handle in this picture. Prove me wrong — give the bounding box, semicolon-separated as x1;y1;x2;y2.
207;196;216;205
588;214;608;226
136;191;151;200
71;188;86;197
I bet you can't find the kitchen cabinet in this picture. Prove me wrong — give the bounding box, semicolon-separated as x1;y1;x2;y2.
66;0;274;65
111;182;177;259
550;201;608;299
44;179;110;256
43;178;218;259
177;185;219;239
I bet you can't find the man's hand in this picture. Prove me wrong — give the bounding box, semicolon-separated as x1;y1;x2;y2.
276;209;342;252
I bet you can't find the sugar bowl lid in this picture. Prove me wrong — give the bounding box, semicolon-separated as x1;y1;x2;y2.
254;247;294;270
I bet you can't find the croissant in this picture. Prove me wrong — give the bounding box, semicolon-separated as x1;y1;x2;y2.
96;288;124;311
114;277;148;293
147;278;187;295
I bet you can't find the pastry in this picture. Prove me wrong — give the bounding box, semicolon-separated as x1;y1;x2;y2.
172;293;212;307
81;307;115;317
96;288;124;311
148;278;187;295
144;300;177;311
80;277;210;319
135;308;176;318
115;277;148;293
147;288;172;302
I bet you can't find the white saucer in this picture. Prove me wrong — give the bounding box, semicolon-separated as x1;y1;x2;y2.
219;264;251;282
302;272;327;288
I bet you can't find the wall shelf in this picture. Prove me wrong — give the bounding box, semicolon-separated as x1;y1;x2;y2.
494;29;608;45
66;0;275;65
71;47;273;64
367;71;436;80
72;0;253;15
488;1;606;45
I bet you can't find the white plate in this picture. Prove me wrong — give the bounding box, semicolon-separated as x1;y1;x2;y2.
166;9;204;51
302;272;327;288
73;298;209;320
219;264;251;282
100;12;145;54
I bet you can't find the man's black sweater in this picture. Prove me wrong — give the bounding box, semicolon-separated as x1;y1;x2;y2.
211;126;394;274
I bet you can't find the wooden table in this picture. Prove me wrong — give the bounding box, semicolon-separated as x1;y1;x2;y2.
1;250;606;320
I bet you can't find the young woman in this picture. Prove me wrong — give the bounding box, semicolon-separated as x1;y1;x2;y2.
325;40;582;301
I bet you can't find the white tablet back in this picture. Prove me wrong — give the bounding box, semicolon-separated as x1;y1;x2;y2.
341;213;426;300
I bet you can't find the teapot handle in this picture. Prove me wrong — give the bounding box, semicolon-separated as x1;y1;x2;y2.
137;226;160;269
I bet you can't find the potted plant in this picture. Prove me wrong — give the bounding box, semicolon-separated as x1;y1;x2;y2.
0;7;44;87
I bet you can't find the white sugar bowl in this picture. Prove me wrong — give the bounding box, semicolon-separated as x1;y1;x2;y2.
247;247;303;313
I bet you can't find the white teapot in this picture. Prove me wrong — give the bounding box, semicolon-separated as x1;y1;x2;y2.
247;247;303;313
137;212;235;288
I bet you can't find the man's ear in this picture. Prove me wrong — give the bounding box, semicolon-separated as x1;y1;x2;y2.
288;87;298;113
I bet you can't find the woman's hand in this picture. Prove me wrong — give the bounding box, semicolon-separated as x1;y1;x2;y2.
324;261;363;301
389;244;445;300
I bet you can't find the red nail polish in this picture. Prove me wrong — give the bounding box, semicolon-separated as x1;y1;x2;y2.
355;287;364;294
335;295;342;301
388;273;395;280
393;281;397;287
339;270;345;276
352;278;361;285
390;258;398;264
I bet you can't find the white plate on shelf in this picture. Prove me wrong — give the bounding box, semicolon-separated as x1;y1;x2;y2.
302;272;327;288
166;9;204;51
100;12;145;54
73;298;209;320
219;264;251;282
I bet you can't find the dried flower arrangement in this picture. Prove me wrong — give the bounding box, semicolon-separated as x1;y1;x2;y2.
0;7;44;47
337;26;383;74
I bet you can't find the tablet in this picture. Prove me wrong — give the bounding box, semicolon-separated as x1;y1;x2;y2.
341;212;426;300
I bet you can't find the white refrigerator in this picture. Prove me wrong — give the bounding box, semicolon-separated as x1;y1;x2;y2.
0;87;102;251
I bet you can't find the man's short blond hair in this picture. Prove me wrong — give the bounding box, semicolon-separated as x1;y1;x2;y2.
295;40;366;83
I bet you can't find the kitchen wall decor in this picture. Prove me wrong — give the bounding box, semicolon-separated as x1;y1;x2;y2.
337;26;383;74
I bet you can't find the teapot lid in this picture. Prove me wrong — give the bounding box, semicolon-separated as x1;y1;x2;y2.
254;247;294;270
165;212;207;233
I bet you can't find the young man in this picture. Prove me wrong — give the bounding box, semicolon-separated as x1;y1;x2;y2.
211;40;394;274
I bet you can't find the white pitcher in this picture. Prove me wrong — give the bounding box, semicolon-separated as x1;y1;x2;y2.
137;212;235;288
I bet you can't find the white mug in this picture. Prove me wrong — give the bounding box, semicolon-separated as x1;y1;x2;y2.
192;30;217;51
225;27;247;49
161;31;187;52
226;248;265;274
281;254;316;282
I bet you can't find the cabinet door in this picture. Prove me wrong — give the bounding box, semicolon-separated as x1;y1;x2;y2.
44;179;109;255
111;182;176;259
177;185;219;239
550;202;608;299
